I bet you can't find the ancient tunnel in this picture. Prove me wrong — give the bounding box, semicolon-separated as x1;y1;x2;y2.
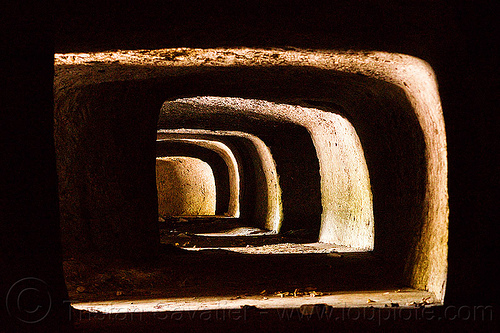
54;48;447;303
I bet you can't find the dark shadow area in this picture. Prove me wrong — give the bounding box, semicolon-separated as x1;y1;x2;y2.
64;250;397;303
70;305;497;333
55;76;161;259
52;0;454;65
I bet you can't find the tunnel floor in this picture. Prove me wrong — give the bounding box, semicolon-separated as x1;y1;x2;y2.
63;219;401;304
159;217;347;253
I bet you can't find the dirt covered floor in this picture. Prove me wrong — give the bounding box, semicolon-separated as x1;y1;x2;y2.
64;219;400;304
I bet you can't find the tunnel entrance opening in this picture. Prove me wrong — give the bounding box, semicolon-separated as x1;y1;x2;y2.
55;48;447;314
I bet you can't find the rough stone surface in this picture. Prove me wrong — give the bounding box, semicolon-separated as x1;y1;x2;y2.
156;157;216;217
160;97;373;249
157;137;240;217
55;48;447;300
158;129;282;232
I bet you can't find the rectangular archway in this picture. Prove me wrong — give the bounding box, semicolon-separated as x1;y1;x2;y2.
55;48;447;311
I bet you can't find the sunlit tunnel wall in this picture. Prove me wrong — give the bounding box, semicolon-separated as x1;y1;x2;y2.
159;97;374;249
156;156;216;217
